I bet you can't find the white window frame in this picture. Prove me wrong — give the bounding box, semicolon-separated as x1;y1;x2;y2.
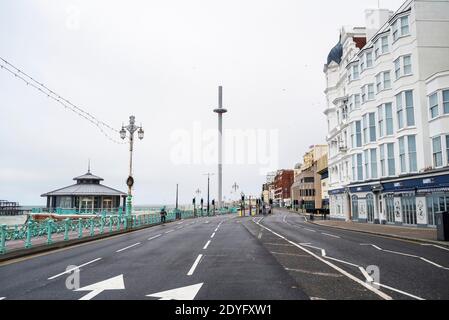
432;136;443;168
392;14;410;42
378;105;384;138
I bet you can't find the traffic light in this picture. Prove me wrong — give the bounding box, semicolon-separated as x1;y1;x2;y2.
201;198;204;206
212;199;215;206
193;198;196;205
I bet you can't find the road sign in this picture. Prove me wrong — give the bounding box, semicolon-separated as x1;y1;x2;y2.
126;176;134;187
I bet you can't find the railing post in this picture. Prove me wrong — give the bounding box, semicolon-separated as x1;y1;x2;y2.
100;216;105;234
109;217;113;233
89;218;95;237
0;224;7;254
25;219;33;248
78;218;83;239
63;218;70;241
46;219;53;245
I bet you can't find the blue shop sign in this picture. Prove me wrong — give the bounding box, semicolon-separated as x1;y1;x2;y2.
383;174;449;192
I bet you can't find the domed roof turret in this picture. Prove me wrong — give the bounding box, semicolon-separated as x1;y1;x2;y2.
326;41;343;66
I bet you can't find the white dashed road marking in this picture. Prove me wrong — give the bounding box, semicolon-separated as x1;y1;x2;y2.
321;232;341;239
203;240;211;250
361;244;449;270
48;258;102;280
116;242;141;253
148;234;162;241
187;254;203;276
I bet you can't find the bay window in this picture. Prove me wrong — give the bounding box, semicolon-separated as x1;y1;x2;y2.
429;92;439;119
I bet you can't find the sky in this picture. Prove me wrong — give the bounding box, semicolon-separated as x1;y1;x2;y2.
0;0;405;206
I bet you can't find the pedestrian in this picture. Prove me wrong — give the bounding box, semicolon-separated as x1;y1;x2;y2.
160;206;167;224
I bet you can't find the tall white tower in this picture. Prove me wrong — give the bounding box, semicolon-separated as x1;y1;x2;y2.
214;86;227;209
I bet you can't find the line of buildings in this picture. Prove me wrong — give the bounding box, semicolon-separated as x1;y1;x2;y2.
263;0;449;228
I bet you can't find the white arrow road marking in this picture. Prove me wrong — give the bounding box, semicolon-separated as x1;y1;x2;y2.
0;297;5;300
75;275;125;300
48;258;102;280
148;234;162;241
116;242;141;253
146;283;204;300
187;254;203;276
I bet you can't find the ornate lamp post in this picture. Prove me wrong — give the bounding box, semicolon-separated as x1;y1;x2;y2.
120;115;144;227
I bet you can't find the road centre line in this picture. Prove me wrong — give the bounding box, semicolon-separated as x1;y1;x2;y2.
187;254;203;276
203;240;211;250
304;228;317;233
211;233;215;238
148;234;162;241
116;242;141;253
48;258;102;280
253;221;392;300
165;230;175;234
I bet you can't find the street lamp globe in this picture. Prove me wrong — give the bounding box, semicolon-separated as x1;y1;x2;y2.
138;127;144;140
120;127;126;140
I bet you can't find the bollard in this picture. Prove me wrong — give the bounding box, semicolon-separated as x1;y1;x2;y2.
46;219;53;245
89;218;95;237
64;219;70;241
78;219;83;239
0;224;7;254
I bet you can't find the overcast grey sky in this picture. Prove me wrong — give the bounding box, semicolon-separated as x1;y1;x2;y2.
0;0;405;205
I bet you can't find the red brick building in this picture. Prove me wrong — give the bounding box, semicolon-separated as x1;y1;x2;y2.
273;170;294;207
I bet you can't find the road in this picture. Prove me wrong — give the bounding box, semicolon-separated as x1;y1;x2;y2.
0;210;448;300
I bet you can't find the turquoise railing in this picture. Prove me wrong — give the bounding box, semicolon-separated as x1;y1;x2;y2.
0;208;238;254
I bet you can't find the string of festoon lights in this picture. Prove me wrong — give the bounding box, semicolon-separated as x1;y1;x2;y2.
0;56;127;145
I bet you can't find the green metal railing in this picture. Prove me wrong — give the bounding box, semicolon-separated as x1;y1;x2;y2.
0;208;237;254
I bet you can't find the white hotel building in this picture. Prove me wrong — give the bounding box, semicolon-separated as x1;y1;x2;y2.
324;0;449;227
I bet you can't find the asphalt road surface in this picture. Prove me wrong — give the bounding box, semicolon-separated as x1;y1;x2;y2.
0;210;448;300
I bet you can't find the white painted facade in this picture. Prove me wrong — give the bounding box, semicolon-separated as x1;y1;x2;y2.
324;0;449;226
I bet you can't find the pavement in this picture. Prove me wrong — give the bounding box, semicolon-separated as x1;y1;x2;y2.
0;210;448;300
309;218;443;244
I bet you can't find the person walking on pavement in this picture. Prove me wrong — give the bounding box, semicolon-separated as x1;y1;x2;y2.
160;206;167;224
